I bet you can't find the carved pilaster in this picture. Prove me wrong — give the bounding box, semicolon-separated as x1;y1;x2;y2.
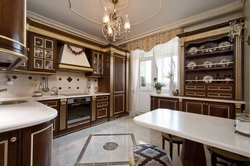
178;98;183;111
91;96;96;121
180;46;185;96
126;53;129;113
235;36;242;100
235;103;242;114
110;52;114;117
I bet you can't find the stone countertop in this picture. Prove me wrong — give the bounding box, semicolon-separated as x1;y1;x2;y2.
0;92;109;133
150;93;245;104
0;92;110;101
134;109;250;157
0;100;57;133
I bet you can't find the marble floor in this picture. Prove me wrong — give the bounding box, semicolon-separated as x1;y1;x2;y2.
52;116;212;166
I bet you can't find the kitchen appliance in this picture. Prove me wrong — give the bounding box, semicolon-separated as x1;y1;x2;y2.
67;97;91;124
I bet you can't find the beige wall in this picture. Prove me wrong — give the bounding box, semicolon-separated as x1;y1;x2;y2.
183;10;243;32
243;0;250;113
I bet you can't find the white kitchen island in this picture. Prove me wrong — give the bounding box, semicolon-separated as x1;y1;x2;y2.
134;109;250;165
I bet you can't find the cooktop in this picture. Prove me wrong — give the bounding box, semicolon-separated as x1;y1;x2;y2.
60;93;88;96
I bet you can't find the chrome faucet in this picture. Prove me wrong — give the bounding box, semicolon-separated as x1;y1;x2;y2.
0;88;7;92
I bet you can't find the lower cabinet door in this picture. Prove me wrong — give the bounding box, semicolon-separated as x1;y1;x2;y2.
22;120;53;166
0;131;18;166
157;98;179;110
183;99;204;114
207;102;234;119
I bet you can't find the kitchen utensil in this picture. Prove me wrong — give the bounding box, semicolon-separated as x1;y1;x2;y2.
44;77;50;92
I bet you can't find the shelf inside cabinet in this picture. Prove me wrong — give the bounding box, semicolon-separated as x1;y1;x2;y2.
186;66;233;72
185;49;233;59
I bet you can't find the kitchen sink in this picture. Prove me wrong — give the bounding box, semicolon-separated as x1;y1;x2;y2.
0;100;27;105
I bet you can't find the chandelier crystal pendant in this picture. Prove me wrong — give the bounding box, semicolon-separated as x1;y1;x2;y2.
102;0;131;42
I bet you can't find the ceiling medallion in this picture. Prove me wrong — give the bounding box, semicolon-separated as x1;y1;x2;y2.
102;0;130;41
101;0;130;10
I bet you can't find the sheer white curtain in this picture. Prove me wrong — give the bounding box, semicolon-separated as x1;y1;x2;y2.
153;36;180;92
129;49;140;117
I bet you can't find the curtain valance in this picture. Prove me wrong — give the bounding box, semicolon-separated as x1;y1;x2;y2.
126;28;183;52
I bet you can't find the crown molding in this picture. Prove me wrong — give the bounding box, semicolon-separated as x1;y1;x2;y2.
116;0;245;46
27;11;109;46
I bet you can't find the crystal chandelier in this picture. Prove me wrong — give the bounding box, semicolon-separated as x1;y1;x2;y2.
102;0;131;42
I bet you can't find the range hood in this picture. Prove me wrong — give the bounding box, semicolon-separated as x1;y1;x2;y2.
57;44;93;72
0;49;27;70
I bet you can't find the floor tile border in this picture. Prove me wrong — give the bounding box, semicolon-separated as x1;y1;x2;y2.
74;133;137;166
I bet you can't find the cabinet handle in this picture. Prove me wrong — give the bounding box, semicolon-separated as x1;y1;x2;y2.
10;137;17;142
203;103;205;105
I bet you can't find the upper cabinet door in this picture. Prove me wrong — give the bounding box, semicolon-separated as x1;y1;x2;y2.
27;32;57;73
114;54;125;93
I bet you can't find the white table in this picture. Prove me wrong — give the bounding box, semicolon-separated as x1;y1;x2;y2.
133;109;250;165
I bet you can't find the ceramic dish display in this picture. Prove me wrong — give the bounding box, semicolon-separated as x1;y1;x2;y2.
219;58;231;67
188;47;199;55
199;43;218;53
187;61;197;69
218;41;232;51
203;75;213;83
203;61;213;68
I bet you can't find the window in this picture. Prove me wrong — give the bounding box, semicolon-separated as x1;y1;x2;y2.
139;49;155;89
139;60;152;88
154;37;180;92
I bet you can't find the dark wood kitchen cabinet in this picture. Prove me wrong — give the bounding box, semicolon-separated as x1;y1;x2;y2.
27;32;57;73
91;95;109;125
98;47;129;120
0;131;18;166
0;120;53;166
183;99;235;119
86;50;105;77
39;99;59;136
0;0;27;69
151;96;179;111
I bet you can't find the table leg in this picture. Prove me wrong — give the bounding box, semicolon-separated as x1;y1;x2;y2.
181;139;207;166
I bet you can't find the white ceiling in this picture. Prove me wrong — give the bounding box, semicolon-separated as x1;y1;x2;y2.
27;0;242;45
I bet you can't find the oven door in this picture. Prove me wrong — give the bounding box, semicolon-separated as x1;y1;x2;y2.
67;98;91;124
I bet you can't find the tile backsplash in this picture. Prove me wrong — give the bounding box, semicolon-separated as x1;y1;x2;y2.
0;71;98;98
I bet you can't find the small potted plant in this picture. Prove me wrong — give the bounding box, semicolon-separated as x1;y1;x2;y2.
141;76;146;87
153;78;165;93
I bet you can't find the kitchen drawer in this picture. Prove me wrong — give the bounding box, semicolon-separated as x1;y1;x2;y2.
207;86;232;91
186;86;206;90
97;101;108;107
207;92;232;99
97;107;108;119
39;100;58;107
186;91;206;97
96;96;108;101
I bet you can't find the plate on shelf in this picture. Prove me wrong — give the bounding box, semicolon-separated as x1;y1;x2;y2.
218;41;232;51
199;43;218;53
187;61;197;69
219;58;231;67
188;47;199;55
203;75;213;83
203;61;213;68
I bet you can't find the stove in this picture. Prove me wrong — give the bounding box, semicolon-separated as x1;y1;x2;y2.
60;93;88;96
